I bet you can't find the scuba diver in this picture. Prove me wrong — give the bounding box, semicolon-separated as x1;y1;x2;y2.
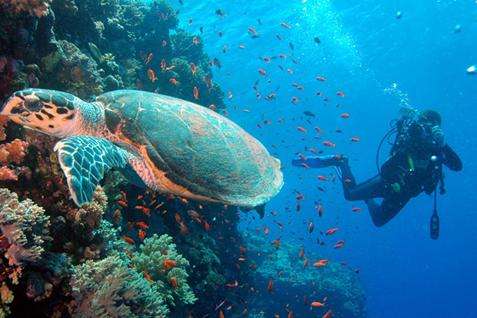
292;109;462;233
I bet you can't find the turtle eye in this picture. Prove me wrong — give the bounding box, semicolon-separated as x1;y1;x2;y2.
25;99;43;112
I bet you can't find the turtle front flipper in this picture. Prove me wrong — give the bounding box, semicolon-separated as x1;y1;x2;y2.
54;136;139;206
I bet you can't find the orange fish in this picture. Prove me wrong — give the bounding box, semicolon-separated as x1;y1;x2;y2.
280;22;292;29
258;68;267;76
248;26;259;38
143;271;154;282
340;112;350;119
297;126;307;133
272;238;281;249
336;91;346;97
325;227;339;236
169;77;180;86
203;220;211;231
160;59;167;70
190;62;197;75
307;221;315;233
322;310;333;318
163;259;177;270
314;259;328;268
298;247;305;258
311;301;325;308
135;205;150;216
113;209;122;224
318;175;328;181
267;279;274;293
138;229;146;241
147;68;158;82
315;203;324;217
316;75;327;81
179;222;189;235
334;240;345;249
123;236;135;245
351;206;362;212
145;52;154;64
219;309;225;318
225;280;238;288
193;86;200;100
322;140;336;147
170;276;178;288
117;199;128;208
135;221;149;230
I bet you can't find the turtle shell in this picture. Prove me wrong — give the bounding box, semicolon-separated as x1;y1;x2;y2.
96;90;283;207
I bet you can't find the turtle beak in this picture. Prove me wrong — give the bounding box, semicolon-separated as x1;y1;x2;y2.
0;96;24;117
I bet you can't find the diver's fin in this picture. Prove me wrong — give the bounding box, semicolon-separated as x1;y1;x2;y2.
292;155;345;168
255;204;265;219
54;136;132;206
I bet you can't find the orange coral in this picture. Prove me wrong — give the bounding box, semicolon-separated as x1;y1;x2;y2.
0;116;8;142
0;139;28;165
0;167;17;181
0;118;28;181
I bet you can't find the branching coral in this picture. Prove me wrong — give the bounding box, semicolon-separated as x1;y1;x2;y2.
70;255;169;318
66;187;107;238
0;117;28;182
132;234;197;307
1;0;51;17
41;40;104;99
0;188;50;266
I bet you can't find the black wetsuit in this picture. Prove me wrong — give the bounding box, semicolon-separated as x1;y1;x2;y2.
339;120;462;226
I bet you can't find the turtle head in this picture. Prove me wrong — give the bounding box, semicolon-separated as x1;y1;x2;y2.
1;89;82;137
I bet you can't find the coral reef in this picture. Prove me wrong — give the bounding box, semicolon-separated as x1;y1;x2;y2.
243;233;367;318
70;255;169;318
0;188;50;266
0;187;50;317
1;0;51;17
131;234;196;307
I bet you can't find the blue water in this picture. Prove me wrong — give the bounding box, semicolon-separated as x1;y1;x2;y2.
172;1;477;317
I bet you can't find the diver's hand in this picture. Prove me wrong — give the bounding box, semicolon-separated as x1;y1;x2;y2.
431;126;445;147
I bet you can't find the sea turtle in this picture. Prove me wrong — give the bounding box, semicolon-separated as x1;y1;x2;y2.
1;89;283;214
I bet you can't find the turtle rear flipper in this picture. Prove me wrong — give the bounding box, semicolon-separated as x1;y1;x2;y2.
240;204;266;219
54;136;140;206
